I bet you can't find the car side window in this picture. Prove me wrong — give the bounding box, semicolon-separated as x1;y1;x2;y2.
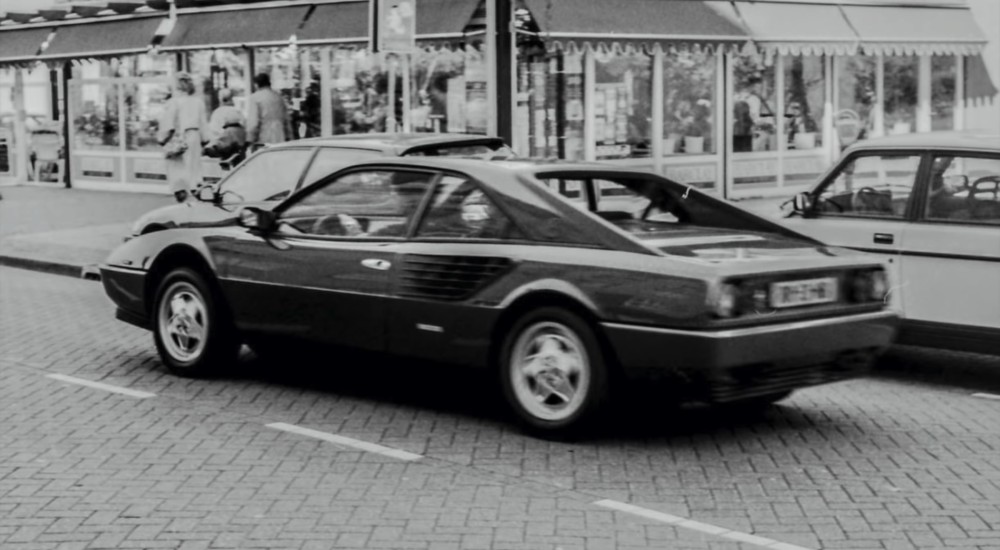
815;154;921;219
218;148;314;204
415;175;523;240
924;154;1000;224
538;178;590;211
301;147;382;187
279;169;434;238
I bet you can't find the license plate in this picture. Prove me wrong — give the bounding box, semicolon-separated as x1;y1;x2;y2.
769;277;838;308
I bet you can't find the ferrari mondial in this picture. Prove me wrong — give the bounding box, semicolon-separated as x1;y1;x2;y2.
102;158;898;435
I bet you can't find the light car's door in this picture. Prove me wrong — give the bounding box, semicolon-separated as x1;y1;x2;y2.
212;168;436;350
898;152;1000;353
783;151;927;309
387;174;527;365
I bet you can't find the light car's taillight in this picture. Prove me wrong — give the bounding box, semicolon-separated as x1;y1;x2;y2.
713;283;739;318
848;268;889;303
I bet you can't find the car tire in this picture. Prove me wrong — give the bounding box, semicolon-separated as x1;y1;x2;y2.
725;390;793;411
153;267;239;377
499;307;610;437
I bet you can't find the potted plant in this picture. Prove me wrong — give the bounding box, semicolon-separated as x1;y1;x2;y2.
681;99;712;154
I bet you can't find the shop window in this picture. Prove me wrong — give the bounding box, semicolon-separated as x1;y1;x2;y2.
884;56;918;135
517;52;584;160
663;50;716;156
330;49;389;135
835;56;877;148
732;57;778;153
257;47;321;140
188;49;249;116
72;82;120;151
783;56;824;151
931;56;957;132
408;47;483;135
124;82;171;152
594;53;652;160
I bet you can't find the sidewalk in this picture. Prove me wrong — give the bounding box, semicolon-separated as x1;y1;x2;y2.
0;184;788;281
0;185;171;278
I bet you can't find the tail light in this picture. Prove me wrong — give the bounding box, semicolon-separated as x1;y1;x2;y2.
848;268;889;303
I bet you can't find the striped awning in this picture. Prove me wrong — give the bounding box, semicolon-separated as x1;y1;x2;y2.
732;2;858;58
0;27;54;66
296;2;368;46
36;17;163;61
841;5;986;57
520;0;749;55
160;5;310;50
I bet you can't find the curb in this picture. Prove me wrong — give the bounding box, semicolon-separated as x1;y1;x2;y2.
0;255;101;282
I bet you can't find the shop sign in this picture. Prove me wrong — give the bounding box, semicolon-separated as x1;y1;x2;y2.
132;158;167;182
784;154;827;176
376;0;416;53
79;156;116;179
732;158;779;179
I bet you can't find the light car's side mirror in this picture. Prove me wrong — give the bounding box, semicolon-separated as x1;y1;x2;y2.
792;192;814;214
195;185;218;203
238;207;277;233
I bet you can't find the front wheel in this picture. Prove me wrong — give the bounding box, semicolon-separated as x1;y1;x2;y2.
499;307;610;437
153;267;239;377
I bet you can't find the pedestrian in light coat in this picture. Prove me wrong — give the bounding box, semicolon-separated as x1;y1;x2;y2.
158;73;208;202
246;73;292;146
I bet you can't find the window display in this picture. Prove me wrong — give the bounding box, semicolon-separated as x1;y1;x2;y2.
72;82;120;151
835;55;877;148
732;57;777;153
783;56;824;150
257;46;321;140
188;49;249;115
663;50;716;156
931;56;956;131
517;52;584;160
884;56;918;135
125;81;171;152
330;49;389;135
594;53;652;159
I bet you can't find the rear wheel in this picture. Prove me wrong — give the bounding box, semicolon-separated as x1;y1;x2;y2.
499;307;609;437
153;267;239;377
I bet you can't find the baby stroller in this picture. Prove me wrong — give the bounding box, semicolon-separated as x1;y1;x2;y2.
203;123;248;171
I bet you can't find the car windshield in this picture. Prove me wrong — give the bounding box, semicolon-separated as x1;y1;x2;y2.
406;143;514;159
535;172;791;237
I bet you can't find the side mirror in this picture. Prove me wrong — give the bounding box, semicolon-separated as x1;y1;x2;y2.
195;185;218;203
237;207;277;233
792;192;813;213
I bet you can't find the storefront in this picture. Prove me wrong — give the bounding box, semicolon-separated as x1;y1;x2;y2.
0;0;993;197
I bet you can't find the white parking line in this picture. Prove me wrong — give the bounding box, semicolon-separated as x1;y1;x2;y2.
266;422;423;461
594;499;814;550
972;393;1000;401
46;373;156;399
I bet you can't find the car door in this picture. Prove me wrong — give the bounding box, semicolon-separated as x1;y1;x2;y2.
387;174;526;365
210;167;437;351
782;151;926;309
898;151;1000;351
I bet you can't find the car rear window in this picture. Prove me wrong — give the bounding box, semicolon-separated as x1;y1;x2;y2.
405;143;514;159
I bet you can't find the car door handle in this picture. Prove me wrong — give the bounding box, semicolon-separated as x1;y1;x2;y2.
873;233;894;245
361;258;392;271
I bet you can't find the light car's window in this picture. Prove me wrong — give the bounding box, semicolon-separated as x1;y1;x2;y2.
415;175;522;240
538;178;589;211
279;169;434;238
924;155;1000;224
815;154;921;218
301;147;381;187
218;148;313;204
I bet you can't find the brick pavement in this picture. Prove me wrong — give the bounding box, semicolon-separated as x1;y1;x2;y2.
2;266;999;549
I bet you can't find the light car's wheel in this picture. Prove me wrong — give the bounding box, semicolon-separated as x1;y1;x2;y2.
153;267;239;377
499;307;609;436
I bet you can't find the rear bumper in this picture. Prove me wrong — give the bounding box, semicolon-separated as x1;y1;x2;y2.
602;310;899;400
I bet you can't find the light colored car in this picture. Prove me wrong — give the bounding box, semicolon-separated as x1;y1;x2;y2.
782;131;1000;355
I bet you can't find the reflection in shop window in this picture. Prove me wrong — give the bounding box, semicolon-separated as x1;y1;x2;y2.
125;82;172;152
517;52;585;160
783;56;824;151
330;49;389;135
732;56;777;153
663;50;716;156
594;53;652;160
835;55;876;148
407;47;487;134
73;82;120;151
931;56;956;132
884;56;918;135
257;47;322;140
188;49;249;116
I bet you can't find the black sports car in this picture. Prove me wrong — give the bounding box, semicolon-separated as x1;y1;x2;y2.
102;158;898;435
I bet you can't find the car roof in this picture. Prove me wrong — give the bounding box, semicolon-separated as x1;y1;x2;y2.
332;156;668;180
845;131;1000;154
269;133;507;154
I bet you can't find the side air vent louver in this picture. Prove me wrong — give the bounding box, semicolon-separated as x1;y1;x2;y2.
399;255;512;301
